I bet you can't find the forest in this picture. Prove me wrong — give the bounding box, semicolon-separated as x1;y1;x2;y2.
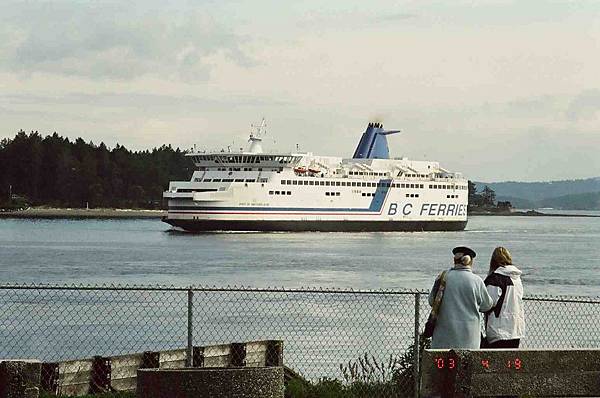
0;130;191;209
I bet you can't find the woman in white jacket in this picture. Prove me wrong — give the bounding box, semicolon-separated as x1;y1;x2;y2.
483;247;525;348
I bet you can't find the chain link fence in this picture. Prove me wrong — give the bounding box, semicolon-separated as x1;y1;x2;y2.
1;284;599;397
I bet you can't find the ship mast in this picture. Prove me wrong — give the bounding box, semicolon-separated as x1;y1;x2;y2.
248;118;267;154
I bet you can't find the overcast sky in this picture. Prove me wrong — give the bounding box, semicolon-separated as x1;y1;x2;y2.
1;0;599;182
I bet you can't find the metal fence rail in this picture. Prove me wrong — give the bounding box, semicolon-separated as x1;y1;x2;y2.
1;284;599;397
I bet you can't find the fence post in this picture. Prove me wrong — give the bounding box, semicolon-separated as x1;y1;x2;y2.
413;293;421;398
186;288;194;367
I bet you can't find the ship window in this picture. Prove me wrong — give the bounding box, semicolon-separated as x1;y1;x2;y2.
326;181;331;186
223;179;233;182
245;179;255;182
361;182;366;187
287;191;291;195
204;179;212;182
194;178;201;182
361;193;365;196
213;179;222;182
235;179;244;182
292;181;298;185
335;181;340;186
287;180;292;184
336;192;340;196
320;181;325;186
309;181;315;185
420;184;424;188
326;192;330;196
260;178;268;183
275;191;280;195
281;180;286;184
269;191;274;195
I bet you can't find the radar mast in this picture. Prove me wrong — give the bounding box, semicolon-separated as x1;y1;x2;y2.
248;118;267;154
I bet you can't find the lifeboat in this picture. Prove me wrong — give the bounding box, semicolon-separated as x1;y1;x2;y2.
294;166;307;174
308;167;321;174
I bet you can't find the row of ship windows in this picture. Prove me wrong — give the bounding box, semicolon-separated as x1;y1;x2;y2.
208;167;283;172
349;171;388;176
269;191;292;195
281;180;466;190
192;178;466;191
194;155;295;163
197;178;269;183
447;194;458;199
282;180;427;188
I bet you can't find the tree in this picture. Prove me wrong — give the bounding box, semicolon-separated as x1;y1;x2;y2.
481;185;496;207
0;130;192;209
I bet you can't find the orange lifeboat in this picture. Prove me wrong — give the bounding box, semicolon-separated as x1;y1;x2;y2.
294;166;307;174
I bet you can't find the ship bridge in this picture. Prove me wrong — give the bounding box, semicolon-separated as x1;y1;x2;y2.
186;153;303;168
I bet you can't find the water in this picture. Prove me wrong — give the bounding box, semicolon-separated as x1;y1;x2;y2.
1;215;599;296
1;215;599;375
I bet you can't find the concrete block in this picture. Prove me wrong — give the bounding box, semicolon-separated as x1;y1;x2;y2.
0;360;41;398
137;367;284;398
421;349;600;397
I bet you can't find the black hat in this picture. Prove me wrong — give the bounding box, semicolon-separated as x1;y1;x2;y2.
452;246;476;258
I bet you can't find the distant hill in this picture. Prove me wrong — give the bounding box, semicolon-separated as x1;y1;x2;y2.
477;177;600;202
475;177;600;210
538;191;600;210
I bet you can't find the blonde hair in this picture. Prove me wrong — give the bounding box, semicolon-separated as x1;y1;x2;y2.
489;246;512;273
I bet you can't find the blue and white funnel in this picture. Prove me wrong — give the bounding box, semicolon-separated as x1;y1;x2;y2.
352;122;400;159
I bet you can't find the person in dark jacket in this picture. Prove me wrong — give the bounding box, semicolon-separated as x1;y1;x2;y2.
483;246;525;348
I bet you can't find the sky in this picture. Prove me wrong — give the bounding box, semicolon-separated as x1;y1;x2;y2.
1;0;599;182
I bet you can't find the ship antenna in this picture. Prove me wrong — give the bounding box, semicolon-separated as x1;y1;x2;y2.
248;117;266;154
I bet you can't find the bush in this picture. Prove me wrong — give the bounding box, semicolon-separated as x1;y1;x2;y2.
286;337;430;398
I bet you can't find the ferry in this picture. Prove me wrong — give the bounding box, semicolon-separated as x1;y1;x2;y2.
163;121;468;232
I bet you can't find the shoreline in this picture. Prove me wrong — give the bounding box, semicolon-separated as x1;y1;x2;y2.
1;207;598;220
0;207;166;219
469;209;600;218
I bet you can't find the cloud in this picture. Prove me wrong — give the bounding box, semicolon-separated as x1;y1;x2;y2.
377;12;419;22
0;1;253;81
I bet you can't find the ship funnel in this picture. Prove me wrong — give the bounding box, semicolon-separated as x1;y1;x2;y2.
352;123;400;159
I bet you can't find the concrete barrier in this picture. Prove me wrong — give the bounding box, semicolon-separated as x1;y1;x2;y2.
0;360;41;398
40;340;283;396
421;349;600;397
137;366;284;398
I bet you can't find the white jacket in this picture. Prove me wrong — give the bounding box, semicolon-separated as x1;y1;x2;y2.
484;265;525;343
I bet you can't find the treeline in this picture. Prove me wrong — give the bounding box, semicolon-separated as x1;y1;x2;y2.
0;130;192;209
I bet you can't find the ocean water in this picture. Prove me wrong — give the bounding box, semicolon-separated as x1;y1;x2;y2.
1;215;599;296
